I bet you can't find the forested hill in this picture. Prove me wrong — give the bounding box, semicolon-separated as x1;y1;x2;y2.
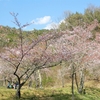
1;5;100;47
59;5;100;31
0;25;49;48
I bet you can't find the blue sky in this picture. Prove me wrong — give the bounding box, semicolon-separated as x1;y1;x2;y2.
0;0;100;30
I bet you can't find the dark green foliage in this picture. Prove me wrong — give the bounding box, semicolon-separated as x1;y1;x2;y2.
66;12;84;27
59;5;100;31
94;9;100;22
0;26;18;47
59;22;67;31
84;8;94;24
89;25;100;40
59;12;85;30
84;5;100;23
92;25;100;32
0;26;50;48
32;29;49;37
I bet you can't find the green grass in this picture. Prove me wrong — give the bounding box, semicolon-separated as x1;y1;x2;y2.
0;86;100;100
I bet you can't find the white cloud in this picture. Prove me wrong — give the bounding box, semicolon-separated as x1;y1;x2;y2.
59;19;65;24
32;16;51;25
44;19;65;30
44;22;58;30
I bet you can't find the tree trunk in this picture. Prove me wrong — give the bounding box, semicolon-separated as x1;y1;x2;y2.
72;65;75;100
16;89;21;98
16;85;21;99
3;77;7;87
79;69;85;94
38;70;42;88
60;61;66;88
15;79;23;99
74;73;79;92
34;70;42;88
72;73;74;100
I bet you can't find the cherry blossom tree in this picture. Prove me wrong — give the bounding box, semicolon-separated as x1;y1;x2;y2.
0;13;71;98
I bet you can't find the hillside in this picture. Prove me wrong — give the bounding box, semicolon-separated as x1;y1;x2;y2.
0;19;100;85
0;6;100;99
0;14;100;78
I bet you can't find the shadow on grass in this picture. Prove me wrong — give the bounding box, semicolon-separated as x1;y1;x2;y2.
4;87;100;100
7;93;85;100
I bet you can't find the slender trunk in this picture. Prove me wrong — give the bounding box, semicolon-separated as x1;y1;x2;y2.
34;70;42;88
38;70;42;88
3;77;7;87
79;69;85;94
72;65;75;100
72;73;74;100
74;73;79;92
16;86;21;99
60;61;65;88
15;79;22;98
34;71;38;88
16;83;24;99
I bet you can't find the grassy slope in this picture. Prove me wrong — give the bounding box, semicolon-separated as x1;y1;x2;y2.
0;82;100;100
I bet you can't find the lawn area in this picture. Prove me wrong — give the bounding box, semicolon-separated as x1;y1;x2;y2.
0;85;100;100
